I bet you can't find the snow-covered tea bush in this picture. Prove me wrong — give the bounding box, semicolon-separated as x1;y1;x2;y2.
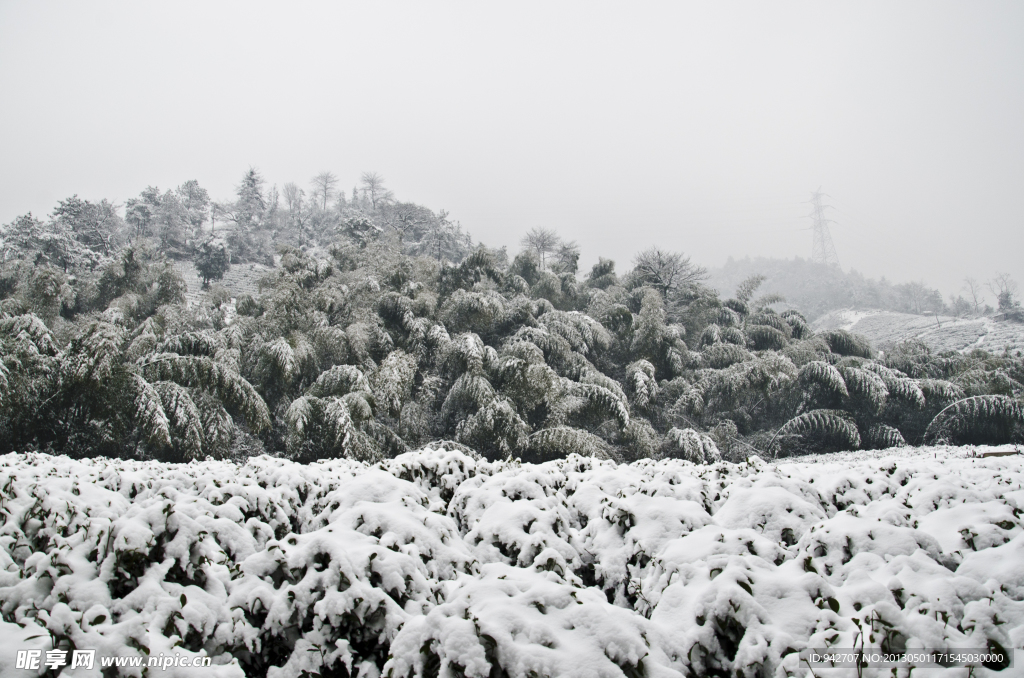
1;444;1022;677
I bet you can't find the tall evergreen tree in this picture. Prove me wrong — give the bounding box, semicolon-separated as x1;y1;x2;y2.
236;168;266;229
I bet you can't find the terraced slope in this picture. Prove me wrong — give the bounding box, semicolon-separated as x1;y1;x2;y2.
814;310;1024;355
172;261;274;308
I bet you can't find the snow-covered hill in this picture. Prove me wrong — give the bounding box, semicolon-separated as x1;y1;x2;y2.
1;446;1021;677
813;310;1024;355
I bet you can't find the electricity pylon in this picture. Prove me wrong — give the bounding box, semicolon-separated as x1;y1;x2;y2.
808;188;840;267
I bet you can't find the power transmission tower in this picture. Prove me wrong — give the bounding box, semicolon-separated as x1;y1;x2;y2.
808;188;840;267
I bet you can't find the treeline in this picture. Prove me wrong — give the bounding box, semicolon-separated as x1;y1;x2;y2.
1;169;473;284
709;256;1024;321
0;170;1022;464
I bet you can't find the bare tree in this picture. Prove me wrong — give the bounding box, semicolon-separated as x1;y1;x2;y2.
632;247;708;297
987;272;1018;297
384;202;430;245
962;277;984;315
283;183;309;246
310;172;338;213
520;227;560;271
360;172;394;210
900;280;930;314
283;183;303;212
265;184;280;229
987;273;1020;312
210;201;235;234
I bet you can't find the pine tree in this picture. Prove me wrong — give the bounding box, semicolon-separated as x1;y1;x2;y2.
236;168;266;229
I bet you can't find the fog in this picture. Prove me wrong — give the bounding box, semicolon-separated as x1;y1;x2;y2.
1;1;1021;296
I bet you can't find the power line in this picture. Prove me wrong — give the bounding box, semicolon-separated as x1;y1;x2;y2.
808;188;840;267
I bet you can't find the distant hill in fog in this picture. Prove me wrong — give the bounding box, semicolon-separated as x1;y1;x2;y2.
706;256;949;321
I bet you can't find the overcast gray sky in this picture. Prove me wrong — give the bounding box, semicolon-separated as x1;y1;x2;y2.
1;1;1022;297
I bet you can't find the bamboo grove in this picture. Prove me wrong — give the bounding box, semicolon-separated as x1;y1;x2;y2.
1;174;1022;464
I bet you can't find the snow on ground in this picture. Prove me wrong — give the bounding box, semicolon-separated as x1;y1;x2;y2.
172;261;273;309
813;310;1024;355
814;310;876;333
0;445;1022;677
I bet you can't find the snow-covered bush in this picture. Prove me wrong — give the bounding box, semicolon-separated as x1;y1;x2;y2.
661;427;721;463
1;445;1022;677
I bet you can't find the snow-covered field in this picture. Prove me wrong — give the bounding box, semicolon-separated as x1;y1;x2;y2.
813;310;1024;355
1;445;1022;677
